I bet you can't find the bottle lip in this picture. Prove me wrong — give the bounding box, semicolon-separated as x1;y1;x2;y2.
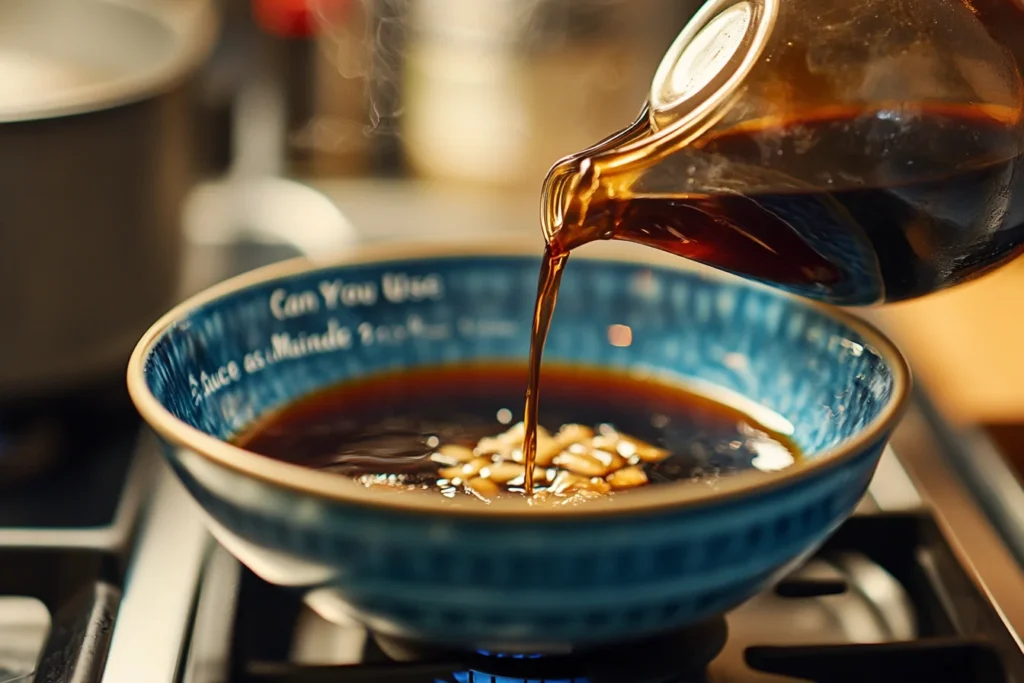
650;0;757;125
582;0;777;176
540;157;582;244
540;103;654;244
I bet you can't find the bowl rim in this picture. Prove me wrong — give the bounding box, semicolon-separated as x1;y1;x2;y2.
127;240;911;519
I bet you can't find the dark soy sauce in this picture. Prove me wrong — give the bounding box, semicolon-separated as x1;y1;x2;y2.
234;365;800;500
570;105;1024;302
521;103;1024;490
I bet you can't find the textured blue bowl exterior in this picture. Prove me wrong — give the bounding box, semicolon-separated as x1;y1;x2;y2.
140;254;897;649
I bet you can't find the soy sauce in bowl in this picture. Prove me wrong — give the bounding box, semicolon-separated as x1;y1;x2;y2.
234;364;800;505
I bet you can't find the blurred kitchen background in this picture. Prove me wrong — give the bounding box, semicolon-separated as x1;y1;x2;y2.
1;0;1022;505
183;0;690;242
4;2;1024;682
4;0;1024;493
177;0;700;321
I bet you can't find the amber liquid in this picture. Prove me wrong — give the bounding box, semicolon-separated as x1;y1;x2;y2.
965;0;1024;72
234;364;800;497
521;249;567;494
521;104;1024;488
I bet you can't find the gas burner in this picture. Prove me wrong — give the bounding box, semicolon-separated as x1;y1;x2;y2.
0;414;65;487
241;618;728;683
98;398;1024;683
370;618;728;683
0;411;145;535
177;509;1024;683
0;379;139;491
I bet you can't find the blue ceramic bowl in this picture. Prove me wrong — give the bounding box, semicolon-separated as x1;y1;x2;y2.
127;242;909;653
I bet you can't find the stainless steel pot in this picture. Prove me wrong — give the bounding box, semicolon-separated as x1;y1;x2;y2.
0;0;218;402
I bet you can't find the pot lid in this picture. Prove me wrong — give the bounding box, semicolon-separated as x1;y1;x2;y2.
0;0;217;122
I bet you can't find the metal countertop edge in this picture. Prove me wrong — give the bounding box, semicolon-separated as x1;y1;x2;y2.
100;459;211;683
888;393;1024;656
917;391;1024;573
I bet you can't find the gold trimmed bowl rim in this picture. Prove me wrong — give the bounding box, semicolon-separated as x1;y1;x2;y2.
127;239;911;519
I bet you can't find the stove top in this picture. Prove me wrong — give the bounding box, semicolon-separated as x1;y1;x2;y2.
87;394;1024;683
0;400;151;683
1;398;1018;683
3;210;1024;683
173;510;1017;683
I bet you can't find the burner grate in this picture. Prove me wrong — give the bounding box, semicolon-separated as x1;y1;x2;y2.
746;638;1006;683
216;514;1020;683
237;636;1009;683
242;617;728;683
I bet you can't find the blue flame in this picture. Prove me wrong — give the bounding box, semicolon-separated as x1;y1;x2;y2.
475;650;545;659
432;649;590;682
444;674;589;683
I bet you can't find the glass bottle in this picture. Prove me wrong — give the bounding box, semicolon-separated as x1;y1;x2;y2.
542;0;1024;305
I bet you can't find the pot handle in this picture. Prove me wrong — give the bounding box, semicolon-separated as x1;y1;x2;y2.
192;70;236;178
190;0;249;178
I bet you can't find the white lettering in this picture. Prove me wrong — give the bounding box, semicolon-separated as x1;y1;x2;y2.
357;321;374;345
318;279;378;308
270;319;352;360
458;316;516;339
243;349;266;373
191;306;458;404
381;272;444;304
343;282;376;307
271;334;296;360
406;314;449;340
270;288;320;320
189;374;202;405
318;280;341;308
193;361;243;399
357;317;449;346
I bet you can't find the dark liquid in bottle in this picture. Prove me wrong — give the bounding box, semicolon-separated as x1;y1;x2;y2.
521;104;1024;487
559;104;1024;304
234;364;800;499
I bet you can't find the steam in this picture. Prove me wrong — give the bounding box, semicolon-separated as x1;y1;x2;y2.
306;0;409;147
298;0;681;176
303;0;650;136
